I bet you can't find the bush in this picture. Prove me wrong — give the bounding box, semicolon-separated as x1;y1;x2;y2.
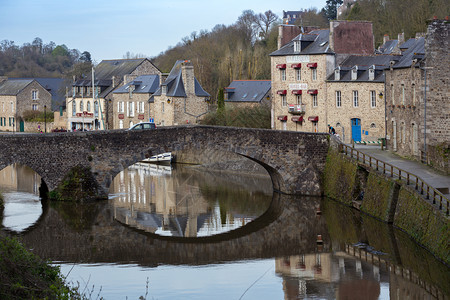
22;110;54;122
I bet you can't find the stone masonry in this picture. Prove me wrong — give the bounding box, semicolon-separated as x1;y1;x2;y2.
0;126;330;199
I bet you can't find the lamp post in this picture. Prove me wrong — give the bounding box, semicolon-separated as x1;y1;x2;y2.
44;104;47;133
379;91;385;150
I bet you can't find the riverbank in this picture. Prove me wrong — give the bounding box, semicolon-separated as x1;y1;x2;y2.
323;143;449;265
0;234;83;299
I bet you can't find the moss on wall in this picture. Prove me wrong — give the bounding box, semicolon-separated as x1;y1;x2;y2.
323;148;358;205
394;186;449;265
360;171;397;222
49;166;101;202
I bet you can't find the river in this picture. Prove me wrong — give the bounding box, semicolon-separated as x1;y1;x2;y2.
0;163;448;299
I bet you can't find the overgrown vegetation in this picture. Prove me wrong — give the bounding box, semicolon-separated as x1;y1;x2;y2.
200;104;271;129
0;235;84;299
49;166;100;202
22;110;54;122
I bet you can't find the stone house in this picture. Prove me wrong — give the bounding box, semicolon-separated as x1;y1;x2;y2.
270;21;374;132
150;60;210;126
66;58;161;131
0;77;52;132
385;20;449;173
224;80;271;109
326;55;392;143
282;10;304;25
111;75;160;129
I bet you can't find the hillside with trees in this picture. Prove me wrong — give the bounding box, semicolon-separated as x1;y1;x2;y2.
0;38;92;79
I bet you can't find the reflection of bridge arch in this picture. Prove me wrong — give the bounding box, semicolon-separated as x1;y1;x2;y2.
8;194;328;265
0;126;329;199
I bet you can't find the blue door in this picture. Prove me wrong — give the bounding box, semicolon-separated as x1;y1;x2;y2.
351;118;361;142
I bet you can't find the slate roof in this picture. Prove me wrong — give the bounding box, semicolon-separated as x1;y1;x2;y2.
270;29;333;56
224;80;271;103
392;37;425;69
18;78;65;110
377;39;399;54
327;55;391;82
151;60;210;99
0;79;34;95
113;75;160;94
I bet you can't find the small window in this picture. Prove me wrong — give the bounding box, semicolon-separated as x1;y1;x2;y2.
80;100;84;112
370;123;376;128
296;94;302;105
281;95;287;107
281;69;286;81
32;90;38;100
296;69;301;81
87;101;91;112
353;91;359;107
72;101;76;116
242;93;248;99
312;94;318;107
32;104;38;111
294;40;301;52
336;91;341;107
370;90;376;108
311;68;317;81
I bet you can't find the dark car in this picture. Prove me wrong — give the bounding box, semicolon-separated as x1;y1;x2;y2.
127;122;156;130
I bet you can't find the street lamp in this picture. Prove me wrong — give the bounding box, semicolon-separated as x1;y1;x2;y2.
44;104;47;133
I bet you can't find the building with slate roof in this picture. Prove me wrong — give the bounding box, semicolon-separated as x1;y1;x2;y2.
150;60;210;126
270;21;374;133
66;58;160;131
0;77;52;132
282;10;304;25
111;75;160;129
385;20;449;173
224;80;271;108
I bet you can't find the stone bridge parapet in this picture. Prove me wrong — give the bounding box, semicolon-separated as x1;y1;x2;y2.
0;126;330;199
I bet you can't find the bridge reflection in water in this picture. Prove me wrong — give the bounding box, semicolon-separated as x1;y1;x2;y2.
0;163;448;299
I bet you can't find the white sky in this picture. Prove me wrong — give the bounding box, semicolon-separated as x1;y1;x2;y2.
0;0;327;62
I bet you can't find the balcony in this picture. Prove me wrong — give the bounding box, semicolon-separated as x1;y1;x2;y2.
288;104;306;115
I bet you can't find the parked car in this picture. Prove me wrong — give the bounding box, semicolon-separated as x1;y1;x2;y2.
127;122;156;130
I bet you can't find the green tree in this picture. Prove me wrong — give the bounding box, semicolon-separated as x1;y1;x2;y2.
51;44;69;57
324;0;344;20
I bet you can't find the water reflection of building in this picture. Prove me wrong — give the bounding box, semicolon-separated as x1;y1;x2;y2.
110;163;259;237
275;253;383;299
0;164;41;194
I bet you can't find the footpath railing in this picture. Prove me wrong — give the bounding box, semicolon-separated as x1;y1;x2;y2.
341;144;449;216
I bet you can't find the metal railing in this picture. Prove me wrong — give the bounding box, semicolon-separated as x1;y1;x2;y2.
341;144;449;216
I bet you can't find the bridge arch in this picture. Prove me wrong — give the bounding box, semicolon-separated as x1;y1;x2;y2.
0;126;330;200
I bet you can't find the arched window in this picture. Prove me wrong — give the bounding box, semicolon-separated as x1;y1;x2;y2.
370;123;376;128
80;100;84;112
94;101;99;117
87;101;91;112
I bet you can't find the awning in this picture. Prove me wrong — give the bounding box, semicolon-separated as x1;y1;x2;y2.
276;64;287;69
308;116;319;122
118;114;124;119
291;63;302;69
307;89;318;95
138;114;145;120
291;116;303;122
277;90;287;95
307;62;317;68
291;90;302;95
277;115;288;121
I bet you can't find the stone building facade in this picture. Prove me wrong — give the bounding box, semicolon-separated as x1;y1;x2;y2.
151;60;210;126
385;19;449;173
0;78;52;132
270;21;374;133
111;75;160;129
66;58;161;131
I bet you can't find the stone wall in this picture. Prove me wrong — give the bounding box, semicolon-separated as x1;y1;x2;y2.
16;81;52;119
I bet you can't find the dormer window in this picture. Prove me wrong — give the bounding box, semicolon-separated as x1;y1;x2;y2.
334;68;340;81
369;65;375;81
162;85;167;95
294;40;301;52
351;66;358;81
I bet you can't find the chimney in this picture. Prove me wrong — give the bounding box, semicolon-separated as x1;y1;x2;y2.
383;34;390;45
181;60;195;96
398;32;405;46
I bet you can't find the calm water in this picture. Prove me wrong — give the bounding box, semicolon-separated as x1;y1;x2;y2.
0;163;448;299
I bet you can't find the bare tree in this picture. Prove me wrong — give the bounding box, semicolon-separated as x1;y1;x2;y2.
255;10;279;39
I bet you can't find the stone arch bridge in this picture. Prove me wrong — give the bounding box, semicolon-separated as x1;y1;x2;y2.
0;126;330;199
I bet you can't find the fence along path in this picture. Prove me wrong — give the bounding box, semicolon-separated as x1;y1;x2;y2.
341;144;449;216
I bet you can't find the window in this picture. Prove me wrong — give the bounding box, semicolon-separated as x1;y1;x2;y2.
296;94;302;105
412;84;416;105
401;84;405;105
139;102;145;113
336;91;341;107
80;100;84;112
294;40;301;52
296;69;301;81
162;102;165;113
72;87;76;97
162;85;167;94
119;119;123;129
370;90;376;108
10;102;14;113
391;84;394;105
312;94;318;107
370;123;376;128
32;90;38;100
353;91;359;107
312;68;317;81
281;95;287;107
94;101;99;117
72;101;76;116
281;69;286;81
32;104;38;111
87;101;91;112
128;101;135;117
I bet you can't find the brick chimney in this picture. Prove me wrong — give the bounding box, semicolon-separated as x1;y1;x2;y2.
398;32;405;46
181;60;195;96
383;34;390;44
277;24;303;49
